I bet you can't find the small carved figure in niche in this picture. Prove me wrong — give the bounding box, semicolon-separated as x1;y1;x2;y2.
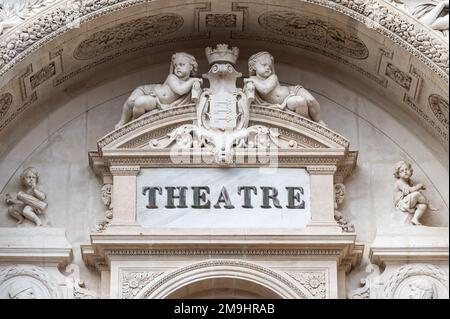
245;51;325;125
393;161;437;225
408;278;437;299
115;52;203;129
334;183;355;232
8;281;36;299
412;1;449;39
5;167;47;226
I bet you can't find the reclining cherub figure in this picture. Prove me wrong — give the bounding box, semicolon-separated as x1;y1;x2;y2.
245;51;325;125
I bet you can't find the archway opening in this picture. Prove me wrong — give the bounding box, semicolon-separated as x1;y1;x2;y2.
165;277;282;299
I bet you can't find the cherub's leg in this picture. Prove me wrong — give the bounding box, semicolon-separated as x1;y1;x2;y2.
411;203;427;225
132;96;157;120
286;96;308;118
299;88;326;126
8;206;24;224
115;89;144;129
22;205;42;226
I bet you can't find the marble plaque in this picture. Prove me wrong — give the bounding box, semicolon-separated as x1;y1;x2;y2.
137;168;311;228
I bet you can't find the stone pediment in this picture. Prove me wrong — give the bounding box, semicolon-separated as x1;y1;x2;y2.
89;104;357;182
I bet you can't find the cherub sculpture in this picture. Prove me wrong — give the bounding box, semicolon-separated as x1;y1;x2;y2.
5;167;47;226
412;1;449;39
393;161;437;225
245;51;325;125
115;52;202;129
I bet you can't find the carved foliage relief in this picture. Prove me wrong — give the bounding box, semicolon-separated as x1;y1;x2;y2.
73;14;184;60
258;11;369;59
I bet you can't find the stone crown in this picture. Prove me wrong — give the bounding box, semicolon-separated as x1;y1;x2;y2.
205;44;239;65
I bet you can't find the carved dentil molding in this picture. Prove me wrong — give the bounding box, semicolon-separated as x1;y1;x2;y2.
0;0;447;80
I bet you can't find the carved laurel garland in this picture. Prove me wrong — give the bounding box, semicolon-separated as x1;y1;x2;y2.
383;264;449;299
139;259;309;299
121;271;164;299
0;264;60;299
285;271;328;299
0;0;448;80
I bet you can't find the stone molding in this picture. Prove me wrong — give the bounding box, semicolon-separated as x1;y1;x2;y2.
136;259;310;299
0;227;72;267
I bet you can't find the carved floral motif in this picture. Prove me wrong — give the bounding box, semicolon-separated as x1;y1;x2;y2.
286;271;327;299
121;271;163;299
259;11;369;59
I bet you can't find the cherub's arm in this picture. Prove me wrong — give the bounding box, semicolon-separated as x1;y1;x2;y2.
32;187;46;201
166;74;201;96
396;179;412;196
5;194;23;205
249;75;279;95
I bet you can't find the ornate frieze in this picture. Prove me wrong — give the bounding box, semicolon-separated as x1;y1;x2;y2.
385;62;412;89
258;11;369;59
73;13;184;60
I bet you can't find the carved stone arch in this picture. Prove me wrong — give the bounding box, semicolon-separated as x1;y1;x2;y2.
137;259;312;299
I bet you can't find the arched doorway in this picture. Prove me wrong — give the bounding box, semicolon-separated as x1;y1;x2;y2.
165;277;282;299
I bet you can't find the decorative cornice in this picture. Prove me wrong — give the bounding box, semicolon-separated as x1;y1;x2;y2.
109;165;140;176
105;248;342;256
306;165;337;175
